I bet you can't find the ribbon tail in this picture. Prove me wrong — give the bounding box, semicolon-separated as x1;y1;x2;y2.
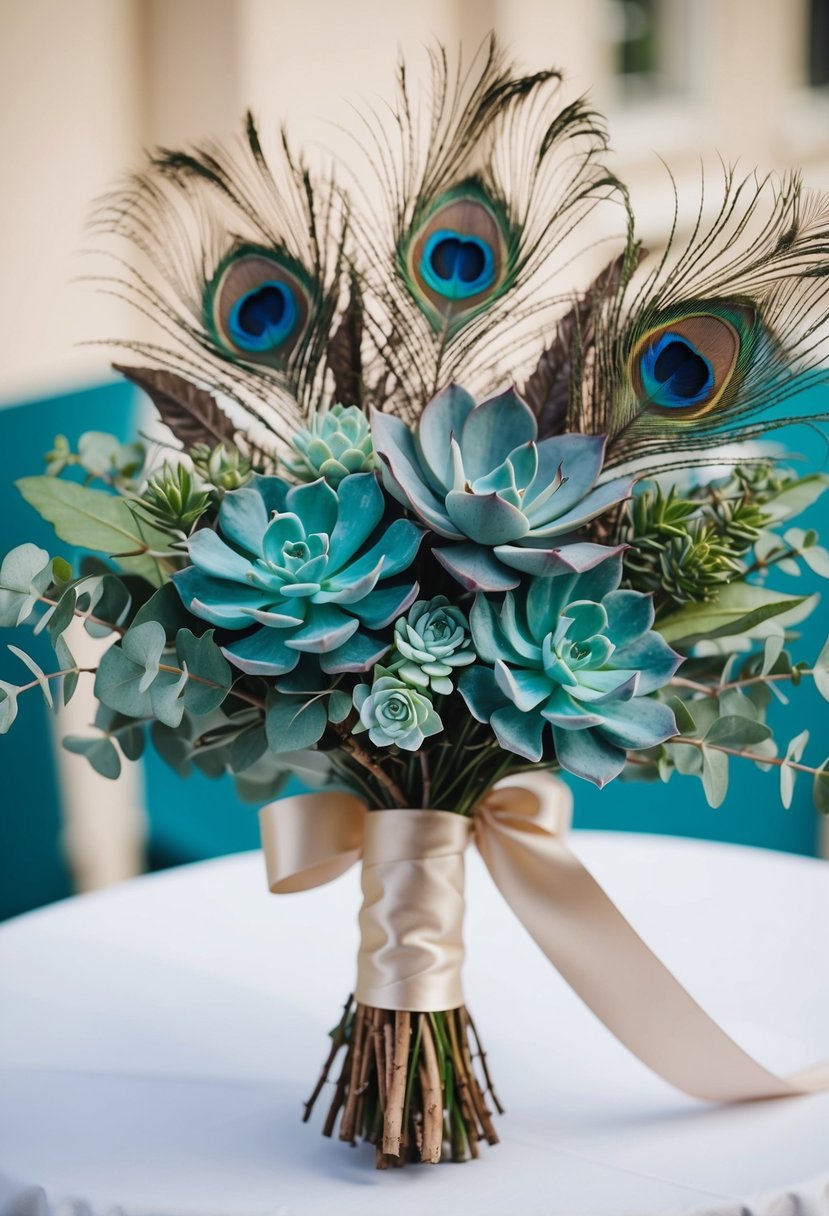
259;791;367;894
477;808;829;1102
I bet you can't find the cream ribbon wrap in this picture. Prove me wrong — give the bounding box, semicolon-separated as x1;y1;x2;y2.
259;771;829;1104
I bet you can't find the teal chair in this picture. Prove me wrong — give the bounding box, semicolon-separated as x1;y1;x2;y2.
0;381;139;919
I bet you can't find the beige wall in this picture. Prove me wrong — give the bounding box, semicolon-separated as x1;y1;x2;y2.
1;0;828;404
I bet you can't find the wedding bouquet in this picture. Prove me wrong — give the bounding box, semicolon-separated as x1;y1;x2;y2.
2;42;829;1168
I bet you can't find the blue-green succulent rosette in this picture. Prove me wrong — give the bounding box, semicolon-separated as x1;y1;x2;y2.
459;554;683;786
371;385;633;592
172;472;423;676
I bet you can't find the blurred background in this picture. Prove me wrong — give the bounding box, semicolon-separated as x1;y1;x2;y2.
1;0;828;921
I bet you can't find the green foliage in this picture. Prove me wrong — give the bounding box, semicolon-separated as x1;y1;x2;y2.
656;583;815;648
0;682;18;733
780;729;809;809
137;463;212;535
0;544;53;627
814;762;829;815
176;629;232;714
266;690;329;753
15;476;172;586
45;431;145;483
95;622;187;727
620;466;829;627
94;621;235;729
813;635;829;701
7;645;54;710
622;481;768;612
63;732;122;779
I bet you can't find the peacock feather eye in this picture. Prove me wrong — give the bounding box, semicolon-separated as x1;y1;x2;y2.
206;247;313;364
629;305;756;417
402;183;510;332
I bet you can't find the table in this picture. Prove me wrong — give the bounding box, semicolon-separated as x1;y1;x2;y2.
1;833;828;1216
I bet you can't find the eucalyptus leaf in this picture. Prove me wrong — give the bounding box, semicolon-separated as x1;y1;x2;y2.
193;748;229;780
77;431;123;477
815;635;829;702
51;556;73;584
230;723;269;773
53;633;79;705
762;473;829;522
8;645;54;710
667;740;703;776
814;761;829;815
95;623;185;727
15;477;169;586
82;575;132;639
176;629;232;715
151;720;194;777
717;687;759;721
112;720;146;761
745;735;778;774
780;729;809;809
328;689;352;724
777;558;801;578
0;543;52;627
704;715;771;747
0;682;19;733
801;545;829;578
132;582;196;637
266;691;327;753
761;631;785;676
46;587;77;645
665;695;697;736
63;733;122;779
701;745;729;808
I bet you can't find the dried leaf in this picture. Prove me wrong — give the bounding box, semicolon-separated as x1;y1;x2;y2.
114;365;237;450
524;250;645;437
326;278;363;408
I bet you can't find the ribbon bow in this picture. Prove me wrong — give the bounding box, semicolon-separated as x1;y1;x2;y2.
260;772;828;1103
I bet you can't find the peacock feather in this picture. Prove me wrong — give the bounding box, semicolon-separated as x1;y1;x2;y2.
345;38;627;417
90;113;347;459
561;168;829;472
97;41;829;478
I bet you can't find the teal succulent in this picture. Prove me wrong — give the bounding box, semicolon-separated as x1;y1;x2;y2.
353;666;443;750
459;553;681;786
371;385;632;592
286;404;376;487
390;596;475;694
173;473;422;676
190;442;253;491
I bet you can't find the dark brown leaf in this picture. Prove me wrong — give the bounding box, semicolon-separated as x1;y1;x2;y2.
326;277;363;407
113;365;237;450
524;249;645;437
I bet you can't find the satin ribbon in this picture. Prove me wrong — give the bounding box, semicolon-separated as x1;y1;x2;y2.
259;773;829;1103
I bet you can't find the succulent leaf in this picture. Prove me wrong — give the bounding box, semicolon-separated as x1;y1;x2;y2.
172;472;422;678
372;387;631;590
459;555;682;785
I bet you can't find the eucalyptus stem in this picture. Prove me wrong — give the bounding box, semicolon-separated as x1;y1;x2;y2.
13;666;96;697
670;668;818;697
156;663;265;710
671;736;824;777
38;592;126;637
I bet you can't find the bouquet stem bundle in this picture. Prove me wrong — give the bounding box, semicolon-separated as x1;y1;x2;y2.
305;996;502;1166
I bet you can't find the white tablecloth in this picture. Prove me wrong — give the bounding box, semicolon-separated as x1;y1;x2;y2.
1;833;828;1216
